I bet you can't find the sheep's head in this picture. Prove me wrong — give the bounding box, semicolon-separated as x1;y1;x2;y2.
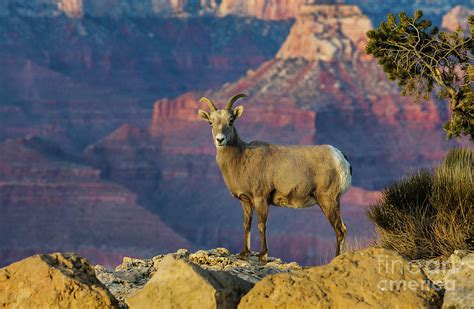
198;94;246;147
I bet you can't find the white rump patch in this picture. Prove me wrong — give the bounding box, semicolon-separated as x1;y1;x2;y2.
328;145;352;195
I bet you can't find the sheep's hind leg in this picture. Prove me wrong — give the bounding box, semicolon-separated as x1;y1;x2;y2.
238;200;253;261
318;195;347;256
255;198;269;265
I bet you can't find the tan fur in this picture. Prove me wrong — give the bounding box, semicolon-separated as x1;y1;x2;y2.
198;95;351;264
218;141;343;207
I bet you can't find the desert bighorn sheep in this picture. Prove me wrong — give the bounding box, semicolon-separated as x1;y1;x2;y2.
198;94;352;264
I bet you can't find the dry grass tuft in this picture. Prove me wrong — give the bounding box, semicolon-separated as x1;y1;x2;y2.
367;147;473;260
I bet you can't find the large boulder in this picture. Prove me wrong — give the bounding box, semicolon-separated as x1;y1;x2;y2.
239;247;441;308
0;252;118;308
443;252;474;309
126;254;254;308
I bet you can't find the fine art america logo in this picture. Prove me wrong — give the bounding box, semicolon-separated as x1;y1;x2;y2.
377;254;474;295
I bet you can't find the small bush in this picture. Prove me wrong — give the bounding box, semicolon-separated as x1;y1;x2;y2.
367;148;473;259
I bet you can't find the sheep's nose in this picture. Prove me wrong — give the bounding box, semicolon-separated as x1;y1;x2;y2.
216;137;225;144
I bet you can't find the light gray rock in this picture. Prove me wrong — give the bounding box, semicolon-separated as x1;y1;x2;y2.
443;252;474;309
94;248;301;304
414;250;471;290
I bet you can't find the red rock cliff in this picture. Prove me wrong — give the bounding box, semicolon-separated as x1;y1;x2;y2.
75;3;465;266
277;4;373;61
218;0;307;20
441;5;473;32
58;0;83;18
150;91;316;155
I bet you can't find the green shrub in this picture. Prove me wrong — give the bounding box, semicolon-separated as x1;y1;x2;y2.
367;148;473;259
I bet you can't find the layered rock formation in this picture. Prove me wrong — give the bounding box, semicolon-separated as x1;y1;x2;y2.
0;3;284;268
0;252;119;308
150;92;317;155
58;0;83;17
0;0;217;17
0;15;290;150
0;136;192;267
140;3;460;264
150;3;457;188
1;0;471;267
217;0;474;22
276;4;372;61
0;53;150;151
83;124;161;201
218;0;307;20
441;5;473;31
82;0;218;17
2;0;471;19
3;0;305;19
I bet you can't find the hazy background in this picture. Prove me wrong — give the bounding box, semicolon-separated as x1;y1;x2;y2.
0;0;472;267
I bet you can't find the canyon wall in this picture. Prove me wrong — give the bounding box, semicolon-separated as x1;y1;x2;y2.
0;2;471;266
139;3;461;263
0;15;291;150
58;0;83;17
218;0;307;20
276;4;372;61
0;0;216;17
442;5;473;31
1;0;471;19
0;136;191;267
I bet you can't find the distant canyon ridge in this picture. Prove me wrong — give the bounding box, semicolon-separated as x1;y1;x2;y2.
0;1;472;267
1;0;471;22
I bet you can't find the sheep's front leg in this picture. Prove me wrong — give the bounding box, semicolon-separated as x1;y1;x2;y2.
238;200;253;260
255;198;269;265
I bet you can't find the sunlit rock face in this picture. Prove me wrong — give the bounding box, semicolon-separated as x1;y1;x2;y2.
57;0;83;18
71;0;219;17
0;252;120;308
1;0;471;19
441;5;473;32
276;4;372;62
218;0;307;20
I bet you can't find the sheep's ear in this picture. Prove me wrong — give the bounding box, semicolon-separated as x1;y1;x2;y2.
233;105;244;119
198;109;210;121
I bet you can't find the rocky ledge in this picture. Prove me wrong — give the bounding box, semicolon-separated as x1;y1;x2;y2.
1;247;473;308
94;247;301;304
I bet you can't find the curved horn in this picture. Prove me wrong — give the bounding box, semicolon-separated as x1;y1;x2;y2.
225;93;247;110
199;97;217;112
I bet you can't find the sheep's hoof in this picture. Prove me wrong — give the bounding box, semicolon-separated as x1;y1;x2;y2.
237;250;249;260
258;252;268;265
